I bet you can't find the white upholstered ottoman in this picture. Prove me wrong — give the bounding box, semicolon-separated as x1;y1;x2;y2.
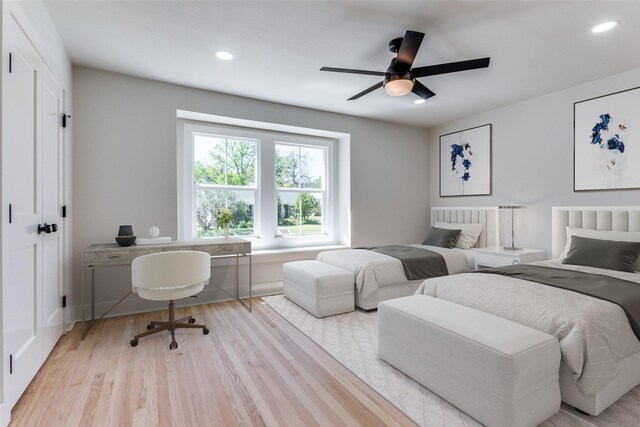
283;260;354;318
378;295;561;427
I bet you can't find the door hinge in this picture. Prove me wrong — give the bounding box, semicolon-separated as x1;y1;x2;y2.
9;52;12;73
9;355;13;375
62;205;67;218
62;114;70;128
9;204;12;224
62;295;67;308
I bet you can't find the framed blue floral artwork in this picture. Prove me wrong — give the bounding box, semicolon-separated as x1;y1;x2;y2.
574;87;640;191
439;124;492;197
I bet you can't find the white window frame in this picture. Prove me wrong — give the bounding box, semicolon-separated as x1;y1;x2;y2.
273;137;334;244
178;120;337;250
192;130;260;238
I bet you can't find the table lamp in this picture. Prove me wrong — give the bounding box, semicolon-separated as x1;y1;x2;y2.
499;206;527;250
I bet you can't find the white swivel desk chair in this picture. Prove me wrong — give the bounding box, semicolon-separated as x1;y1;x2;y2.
129;251;211;350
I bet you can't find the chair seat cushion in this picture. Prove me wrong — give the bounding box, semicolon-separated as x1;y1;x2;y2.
136;282;205;301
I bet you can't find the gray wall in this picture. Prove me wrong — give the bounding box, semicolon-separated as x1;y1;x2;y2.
72;66;430;319
429;67;640;254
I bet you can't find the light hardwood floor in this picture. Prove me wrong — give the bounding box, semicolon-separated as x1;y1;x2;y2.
11;299;416;426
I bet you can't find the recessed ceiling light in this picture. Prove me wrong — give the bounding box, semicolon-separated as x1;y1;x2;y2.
592;21;619;33
215;51;233;60
414;99;426;105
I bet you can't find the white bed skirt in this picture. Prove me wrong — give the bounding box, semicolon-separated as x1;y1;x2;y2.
355;279;424;310
560;350;640;415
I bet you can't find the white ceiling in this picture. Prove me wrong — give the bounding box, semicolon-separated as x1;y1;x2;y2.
43;1;640;128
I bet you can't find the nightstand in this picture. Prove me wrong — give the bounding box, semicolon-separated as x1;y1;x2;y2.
474;247;546;268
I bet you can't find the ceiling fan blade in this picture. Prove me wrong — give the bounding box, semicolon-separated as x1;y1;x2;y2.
412;80;436;100
347;81;383;100
394;30;425;72
412;57;490;78
320;67;385;76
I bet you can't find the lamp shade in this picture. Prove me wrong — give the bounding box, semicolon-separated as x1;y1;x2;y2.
499;206;528;250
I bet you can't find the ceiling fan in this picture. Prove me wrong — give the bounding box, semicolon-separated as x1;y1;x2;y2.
320;30;490;101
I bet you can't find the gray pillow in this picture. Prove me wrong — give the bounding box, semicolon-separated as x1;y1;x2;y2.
562;236;640;273
422;227;462;249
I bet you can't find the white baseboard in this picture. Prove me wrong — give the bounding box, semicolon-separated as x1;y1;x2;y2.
257;280;283;296
67;281;283;324
1;402;10;427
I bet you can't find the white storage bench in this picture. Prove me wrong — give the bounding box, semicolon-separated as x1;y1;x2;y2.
378;295;561;427
283;260;354;318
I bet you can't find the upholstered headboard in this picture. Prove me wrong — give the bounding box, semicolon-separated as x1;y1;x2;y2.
552;206;640;259
431;207;498;248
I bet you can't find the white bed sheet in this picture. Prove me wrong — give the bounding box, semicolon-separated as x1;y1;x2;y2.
416;260;640;396
315;245;473;299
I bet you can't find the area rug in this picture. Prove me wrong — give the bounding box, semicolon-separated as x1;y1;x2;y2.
262;295;640;427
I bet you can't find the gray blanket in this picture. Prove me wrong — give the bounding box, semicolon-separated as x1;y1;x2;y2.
475;264;640;339
361;245;449;280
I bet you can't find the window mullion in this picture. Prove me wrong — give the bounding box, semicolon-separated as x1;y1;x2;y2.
224;138;228;186
297;146;302;191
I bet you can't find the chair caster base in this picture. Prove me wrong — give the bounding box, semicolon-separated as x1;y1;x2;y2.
146;323;155;330
130;339;138;347
169;341;178;350
203;328;210;335
188;318;196;324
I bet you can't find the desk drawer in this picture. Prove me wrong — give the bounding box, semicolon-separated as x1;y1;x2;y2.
204;242;251;256
147;245;204;254
83;248;148;266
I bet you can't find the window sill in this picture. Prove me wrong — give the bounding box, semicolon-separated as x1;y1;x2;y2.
251;244;349;264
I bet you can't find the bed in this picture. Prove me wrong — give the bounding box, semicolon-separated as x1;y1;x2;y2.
317;207;498;310
416;206;640;416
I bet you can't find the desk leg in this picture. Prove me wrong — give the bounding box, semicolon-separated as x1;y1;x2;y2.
82;266;132;340
81;268;85;335
236;253;239;301
81;266;95;341
91;267;95;321
208;253;252;313
238;254;252;312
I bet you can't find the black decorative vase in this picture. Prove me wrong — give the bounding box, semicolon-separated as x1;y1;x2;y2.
115;236;136;246
118;225;134;236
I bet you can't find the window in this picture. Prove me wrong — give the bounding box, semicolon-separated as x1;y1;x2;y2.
193;134;258;237
178;120;341;250
276;144;326;236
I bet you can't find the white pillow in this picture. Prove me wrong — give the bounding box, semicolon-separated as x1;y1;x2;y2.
435;222;485;249
559;226;640;270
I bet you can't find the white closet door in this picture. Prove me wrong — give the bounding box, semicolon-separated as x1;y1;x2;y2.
41;66;64;358
3;18;44;408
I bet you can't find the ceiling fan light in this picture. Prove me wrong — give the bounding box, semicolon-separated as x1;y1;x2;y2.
215;50;234;60
592;21;619;33
384;78;414;96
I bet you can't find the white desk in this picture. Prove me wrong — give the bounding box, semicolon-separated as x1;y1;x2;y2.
81;238;252;340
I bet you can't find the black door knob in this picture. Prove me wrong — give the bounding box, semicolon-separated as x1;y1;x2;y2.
37;223;58;234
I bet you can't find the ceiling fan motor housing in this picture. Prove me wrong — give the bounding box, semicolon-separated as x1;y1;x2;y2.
383;72;413;86
384;57;413;94
385;58;412;81
388;37;403;53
